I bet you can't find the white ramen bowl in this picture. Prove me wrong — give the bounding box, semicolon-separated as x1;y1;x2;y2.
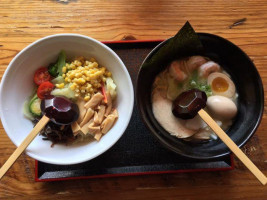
0;34;134;165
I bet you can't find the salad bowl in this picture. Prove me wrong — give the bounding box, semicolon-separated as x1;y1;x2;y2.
0;34;134;165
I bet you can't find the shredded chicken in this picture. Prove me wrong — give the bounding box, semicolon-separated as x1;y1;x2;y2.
73;92;118;141
93;111;100;125
105;92;112;116
101;110;118;134
80;118;94;135
71;122;81;136
80;108;94;127
84;92;103;109
94;132;102;141
97;105;106;123
77;97;86;123
88;124;101;134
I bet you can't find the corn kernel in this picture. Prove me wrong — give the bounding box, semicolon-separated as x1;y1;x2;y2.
70;83;76;90
88;63;94;69
106;72;112;77
62;66;67;73
84;96;90;101
75;73;82;78
68;73;75;79
76;78;85;85
56;83;65;89
61;59;114;99
90;58;96;62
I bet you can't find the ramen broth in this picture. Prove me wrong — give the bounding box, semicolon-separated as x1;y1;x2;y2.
152;56;238;141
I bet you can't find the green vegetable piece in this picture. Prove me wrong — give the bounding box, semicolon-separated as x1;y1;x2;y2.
51;87;75;99
186;70;212;97
29;96;42;117
57;50;66;76
48;63;58;77
51;76;65;85
48;50;66;77
23;100;34;120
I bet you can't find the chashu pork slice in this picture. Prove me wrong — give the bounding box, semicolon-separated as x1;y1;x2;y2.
152;90;196;138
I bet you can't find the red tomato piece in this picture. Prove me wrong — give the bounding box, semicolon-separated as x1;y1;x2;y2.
34;67;51;85
37;81;54;99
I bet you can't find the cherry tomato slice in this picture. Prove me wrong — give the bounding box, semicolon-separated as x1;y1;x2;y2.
37;81;54;99
34;67;51;85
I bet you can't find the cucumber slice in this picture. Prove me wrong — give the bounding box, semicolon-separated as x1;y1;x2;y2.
23;100;34;120
29;97;42;117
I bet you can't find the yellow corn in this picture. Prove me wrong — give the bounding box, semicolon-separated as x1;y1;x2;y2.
106;72;112;77
70;83;77;90
90;57;96;62
75;73;82;78
62;58;114;99
56;83;65;89
84;95;90;101
62;66;67;73
76;78;85;85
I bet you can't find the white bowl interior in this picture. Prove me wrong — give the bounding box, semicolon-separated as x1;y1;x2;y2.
0;34;134;165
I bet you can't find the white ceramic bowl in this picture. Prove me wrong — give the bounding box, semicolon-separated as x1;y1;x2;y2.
0;34;134;165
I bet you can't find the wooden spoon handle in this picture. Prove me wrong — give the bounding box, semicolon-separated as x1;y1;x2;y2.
0;115;50;180
198;109;267;185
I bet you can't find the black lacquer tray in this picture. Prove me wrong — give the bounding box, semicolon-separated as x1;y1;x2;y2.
35;40;233;182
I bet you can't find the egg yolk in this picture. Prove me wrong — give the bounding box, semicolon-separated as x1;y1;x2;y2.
212;77;229;92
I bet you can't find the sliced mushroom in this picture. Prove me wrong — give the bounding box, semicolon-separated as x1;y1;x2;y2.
80;108;94;127
101;113;118;134
77;97;86;124
84;92;103;109
105;92;112;116
71;122;81;136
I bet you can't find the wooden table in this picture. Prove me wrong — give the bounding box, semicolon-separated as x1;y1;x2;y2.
0;0;267;199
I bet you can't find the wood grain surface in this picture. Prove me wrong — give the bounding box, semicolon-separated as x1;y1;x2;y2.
0;0;267;199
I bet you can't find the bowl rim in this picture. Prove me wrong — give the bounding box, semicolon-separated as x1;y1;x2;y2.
136;32;264;160
0;33;134;165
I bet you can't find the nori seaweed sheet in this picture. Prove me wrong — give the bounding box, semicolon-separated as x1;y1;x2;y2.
142;21;204;70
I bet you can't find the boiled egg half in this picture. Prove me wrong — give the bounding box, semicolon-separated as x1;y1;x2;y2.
207;72;236;98
207;95;237;120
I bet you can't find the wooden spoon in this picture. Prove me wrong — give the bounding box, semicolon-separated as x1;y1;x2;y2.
0;115;49;179
172;89;267;185
0;96;79;180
